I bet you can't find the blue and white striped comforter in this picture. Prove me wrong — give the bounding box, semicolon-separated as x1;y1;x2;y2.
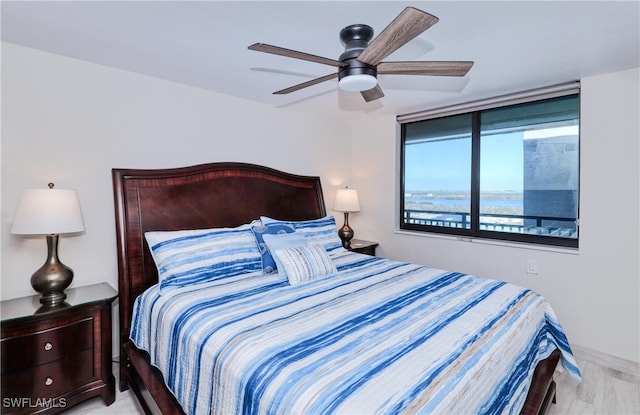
131;251;581;415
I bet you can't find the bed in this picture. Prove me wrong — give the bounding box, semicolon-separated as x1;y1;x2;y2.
112;162;580;415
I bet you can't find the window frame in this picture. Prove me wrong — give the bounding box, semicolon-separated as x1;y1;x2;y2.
398;86;580;249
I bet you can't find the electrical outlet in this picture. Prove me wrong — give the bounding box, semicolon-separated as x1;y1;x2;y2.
526;259;538;275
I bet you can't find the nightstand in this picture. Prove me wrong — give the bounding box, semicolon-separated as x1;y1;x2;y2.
1;283;117;415
348;239;378;256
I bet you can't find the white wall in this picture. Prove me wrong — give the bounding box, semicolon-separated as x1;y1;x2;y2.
351;67;640;363
1;43;353;301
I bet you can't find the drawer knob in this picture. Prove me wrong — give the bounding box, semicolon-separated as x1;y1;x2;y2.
45;377;54;386
44;342;53;351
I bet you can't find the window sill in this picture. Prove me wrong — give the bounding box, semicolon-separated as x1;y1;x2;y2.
393;229;580;255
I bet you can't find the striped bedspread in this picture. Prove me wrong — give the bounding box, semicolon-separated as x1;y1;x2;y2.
131;251;581;415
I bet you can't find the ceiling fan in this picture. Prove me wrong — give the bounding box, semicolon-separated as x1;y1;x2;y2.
248;7;474;102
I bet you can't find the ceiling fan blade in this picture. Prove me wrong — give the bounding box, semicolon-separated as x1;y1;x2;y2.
248;43;344;67
377;61;474;76
357;7;439;66
361;85;385;102
273;73;338;95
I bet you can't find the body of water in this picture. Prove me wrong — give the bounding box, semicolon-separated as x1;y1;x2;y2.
408;198;523;209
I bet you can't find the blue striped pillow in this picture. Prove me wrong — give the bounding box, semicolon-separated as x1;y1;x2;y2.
145;225;262;294
272;244;337;285
260;215;344;255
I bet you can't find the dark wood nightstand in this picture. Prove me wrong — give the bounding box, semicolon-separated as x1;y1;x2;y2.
1;283;117;415
348;239;378;256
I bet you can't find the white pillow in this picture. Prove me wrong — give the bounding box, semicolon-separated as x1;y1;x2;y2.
272;244;337;285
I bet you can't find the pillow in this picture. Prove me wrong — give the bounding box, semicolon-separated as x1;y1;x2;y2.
260;215;344;255
272;244;337;285
262;232;309;278
251;222;295;274
145;225;262;294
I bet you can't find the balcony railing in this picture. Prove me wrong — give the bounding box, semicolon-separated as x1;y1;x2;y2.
403;209;578;238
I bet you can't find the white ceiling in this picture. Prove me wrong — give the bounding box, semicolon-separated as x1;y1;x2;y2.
2;1;639;121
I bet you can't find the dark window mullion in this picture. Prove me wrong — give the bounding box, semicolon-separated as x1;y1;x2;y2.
470;112;481;234
399;126;408;228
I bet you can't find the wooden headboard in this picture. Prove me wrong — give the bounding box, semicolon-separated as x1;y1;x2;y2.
112;162;326;358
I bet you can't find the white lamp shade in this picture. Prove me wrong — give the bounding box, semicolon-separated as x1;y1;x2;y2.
11;188;85;235
334;188;361;213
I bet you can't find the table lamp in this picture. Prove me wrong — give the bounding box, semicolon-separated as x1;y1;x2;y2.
333;187;360;249
11;183;85;305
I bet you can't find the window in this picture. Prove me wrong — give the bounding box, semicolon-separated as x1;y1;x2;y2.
400;87;579;248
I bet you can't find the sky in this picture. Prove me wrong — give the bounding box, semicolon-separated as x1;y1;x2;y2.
404;132;524;192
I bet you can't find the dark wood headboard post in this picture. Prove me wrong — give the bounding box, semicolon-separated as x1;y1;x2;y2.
112;162;326;392
112;168;138;392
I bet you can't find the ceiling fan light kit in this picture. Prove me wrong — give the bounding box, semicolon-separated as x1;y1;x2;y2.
249;7;473;102
339;74;378;92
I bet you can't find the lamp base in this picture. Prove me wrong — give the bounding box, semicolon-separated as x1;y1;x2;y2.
34;289;68;305
31;234;74;305
338;212;355;249
35;301;71;314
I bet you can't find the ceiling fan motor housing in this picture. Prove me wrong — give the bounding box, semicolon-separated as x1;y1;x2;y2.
338;24;377;81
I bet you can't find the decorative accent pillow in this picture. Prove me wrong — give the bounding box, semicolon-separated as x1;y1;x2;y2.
251;223;295;274
262;232;309;278
260;215;344;255
145;225;262;294
272;244;337;285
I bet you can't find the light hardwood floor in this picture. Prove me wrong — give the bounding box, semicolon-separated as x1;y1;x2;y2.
548;346;639;415
68;346;639;415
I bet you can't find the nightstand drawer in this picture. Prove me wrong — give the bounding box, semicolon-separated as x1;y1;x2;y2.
1;318;93;374
1;348;94;399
